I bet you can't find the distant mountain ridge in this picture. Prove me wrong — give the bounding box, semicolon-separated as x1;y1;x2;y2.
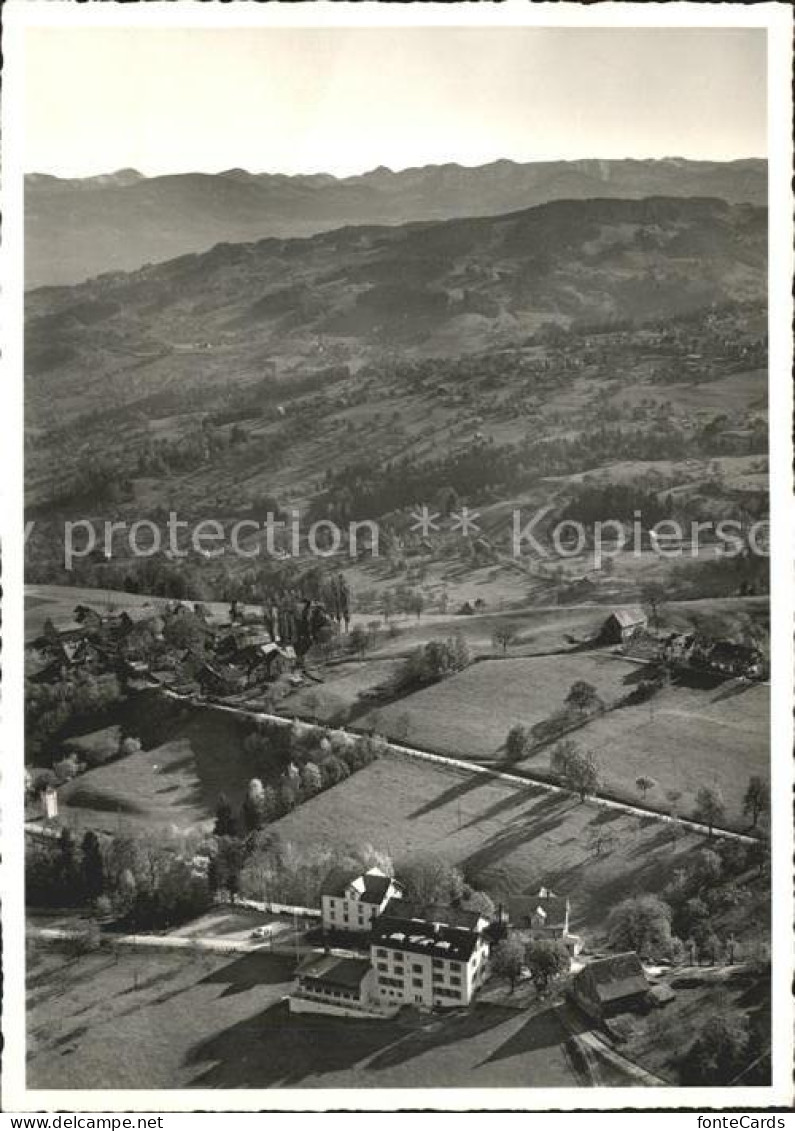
25;194;767;428
25;157;766;289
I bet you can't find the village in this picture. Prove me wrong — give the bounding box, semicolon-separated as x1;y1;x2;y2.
24;576;771;1090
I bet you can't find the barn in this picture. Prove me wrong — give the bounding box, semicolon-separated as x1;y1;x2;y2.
599;607;648;645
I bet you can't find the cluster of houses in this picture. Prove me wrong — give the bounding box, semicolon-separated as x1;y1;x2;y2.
659;632;766;680
597;607;766;681
25;595;342;700
287;866;667;1022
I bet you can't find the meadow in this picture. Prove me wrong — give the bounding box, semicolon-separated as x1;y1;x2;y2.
363;651;643;758
556;679;769;823
272;753;708;933
27;940;588;1089
56;703;257;836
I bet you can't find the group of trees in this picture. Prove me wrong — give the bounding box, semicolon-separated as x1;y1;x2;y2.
215;824;495;920
396;633;471;691
550;740;601;801
315;413;764;533
25;670;124;763
491;933;570;994
693;777;768;836
607;832;769;968
26;827;212;931
681;1001;769;1085
217;725;387;839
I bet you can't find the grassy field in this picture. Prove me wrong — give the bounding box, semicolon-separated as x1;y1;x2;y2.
360;647;768;828
364;652;644;760
273;753;707;934
554;680;769;824
56;703;257;836
27;942;591;1089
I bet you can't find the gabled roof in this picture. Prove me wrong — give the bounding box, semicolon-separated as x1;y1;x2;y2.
358;871;394;905
296;953;371;990
381;899;483;932
607;607;647;628
510;894;570;930
575;952;648;1003
320;866;355;899
321;866;396;904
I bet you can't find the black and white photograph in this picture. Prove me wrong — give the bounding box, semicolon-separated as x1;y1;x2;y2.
2;0;793;1112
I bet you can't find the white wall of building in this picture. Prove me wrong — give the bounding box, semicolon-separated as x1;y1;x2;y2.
371;936;489;1010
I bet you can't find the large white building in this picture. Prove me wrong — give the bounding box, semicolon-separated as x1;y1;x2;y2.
320;866;403;934
370;902;490;1010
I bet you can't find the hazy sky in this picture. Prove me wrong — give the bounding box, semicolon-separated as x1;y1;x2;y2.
25;26;767;176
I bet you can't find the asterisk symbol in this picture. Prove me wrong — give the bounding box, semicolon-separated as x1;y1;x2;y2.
409;504;441;538
450;507;481;537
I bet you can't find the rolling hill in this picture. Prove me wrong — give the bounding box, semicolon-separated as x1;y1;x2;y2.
25;195;767;414
25;157;766;288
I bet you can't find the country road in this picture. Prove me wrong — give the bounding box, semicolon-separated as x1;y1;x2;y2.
159;688;762;845
27;923;316;959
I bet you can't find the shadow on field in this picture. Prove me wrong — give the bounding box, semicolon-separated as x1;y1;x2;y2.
710;680;757;705
589;807;625;826
479;1004;573;1067
364;1005;508;1074
185;1000;405;1088
198;952;296;997
462;813;566;875
459;785;559;831
409;774;494;820
60;787;146;815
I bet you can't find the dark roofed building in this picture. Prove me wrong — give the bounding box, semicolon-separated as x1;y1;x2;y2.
292;953;377;1015
509;888;569;933
370;912;490;1009
507;887;581;955
599;607;648;645
371;917;482;964
380;898;488;934
321;866;403;934
571;952;650;1019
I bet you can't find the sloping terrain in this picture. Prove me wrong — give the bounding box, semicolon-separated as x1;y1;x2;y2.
26;157;766;288
26;195;766;418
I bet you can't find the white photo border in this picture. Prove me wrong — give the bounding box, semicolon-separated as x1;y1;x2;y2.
2;0;792;1112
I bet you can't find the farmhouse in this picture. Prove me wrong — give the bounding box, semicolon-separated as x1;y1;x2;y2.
321;866;403;934
599;607;648;645
570;952;650;1019
707;641;765;679
508;887;582;955
370;905;490;1010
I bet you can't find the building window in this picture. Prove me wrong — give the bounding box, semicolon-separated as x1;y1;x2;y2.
377;962;388;972
412;964;422;974
412;978;423;989
450;976;461;986
432;958;444;969
376;948;388;958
